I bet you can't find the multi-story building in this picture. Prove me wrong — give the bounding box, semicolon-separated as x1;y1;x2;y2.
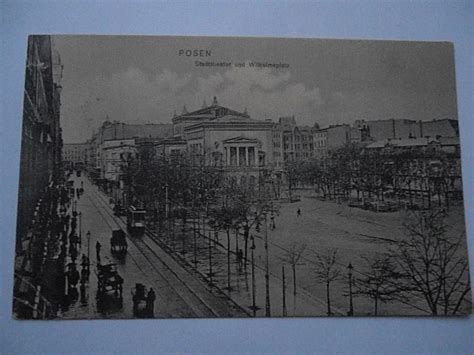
17;35;63;245
420;118;458;138
14;35;63;319
62;143;87;168
326;124;352;150
101;139;137;181
312;124;362;156
354;118;458;141
85;120;173;179
354;119;419;141
365;136;461;155
272;123;284;168
295;126;314;160
171;97;278;185
277;116;319;162
84;99;462;197
172;96;250;139
313;128;328;158
280;116;297;162
153;138;187;157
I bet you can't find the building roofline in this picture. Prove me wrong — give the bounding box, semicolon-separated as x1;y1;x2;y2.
184;120;274;131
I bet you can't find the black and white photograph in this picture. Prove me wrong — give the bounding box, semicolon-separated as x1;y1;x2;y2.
13;34;472;319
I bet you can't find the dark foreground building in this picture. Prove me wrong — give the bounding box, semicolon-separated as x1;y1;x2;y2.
14;35;63;318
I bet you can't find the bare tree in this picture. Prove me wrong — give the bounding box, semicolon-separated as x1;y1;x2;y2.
281;242;307;295
223;179;277;263
313;249;341;316
390;210;471;315
208;204;236;291
353;255;405;315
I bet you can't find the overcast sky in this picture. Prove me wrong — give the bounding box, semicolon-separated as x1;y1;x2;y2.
52;35;458;143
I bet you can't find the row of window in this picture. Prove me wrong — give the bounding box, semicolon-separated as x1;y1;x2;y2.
281;143;315;151
294;135;312;142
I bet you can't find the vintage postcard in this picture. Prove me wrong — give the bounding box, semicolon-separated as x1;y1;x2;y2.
13;35;471;319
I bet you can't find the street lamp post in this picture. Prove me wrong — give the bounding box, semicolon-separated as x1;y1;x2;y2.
282;265;287;316
264;212;271;317
226;227;232;292
193;215;197;267
79;212;82;243
347;262;354;316
208;231;213;285
86;231;91;261
249;235;259;316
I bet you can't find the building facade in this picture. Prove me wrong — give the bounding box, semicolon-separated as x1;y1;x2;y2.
84;120;173;180
17;35;63;245
277;116;320;162
313;129;328;157
101;139;137;181
178;100;277;178
14;35;63;318
62;143;87;167
354;118;458;141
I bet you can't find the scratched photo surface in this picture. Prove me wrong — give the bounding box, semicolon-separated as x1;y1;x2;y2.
13;35;471;319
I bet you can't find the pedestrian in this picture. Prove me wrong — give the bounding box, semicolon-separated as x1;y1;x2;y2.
70;243;78;261
146;288;156;317
81;254;90;270
96;241;101;260
270;215;276;230
68;263;80;288
297;208;301;217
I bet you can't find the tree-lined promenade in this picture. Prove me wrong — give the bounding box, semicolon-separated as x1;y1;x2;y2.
286;143;463;211
108;142;470;316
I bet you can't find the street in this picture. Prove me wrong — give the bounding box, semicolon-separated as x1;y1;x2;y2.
59;175;247;319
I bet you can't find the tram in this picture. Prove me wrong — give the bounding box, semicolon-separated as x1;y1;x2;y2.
126;205;146;236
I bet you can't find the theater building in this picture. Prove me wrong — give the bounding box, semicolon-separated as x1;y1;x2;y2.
172;97;279;184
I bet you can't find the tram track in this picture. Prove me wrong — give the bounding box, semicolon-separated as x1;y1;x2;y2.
87;184;245;318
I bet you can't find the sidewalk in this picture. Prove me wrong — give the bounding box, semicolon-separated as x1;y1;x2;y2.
147;222;337;317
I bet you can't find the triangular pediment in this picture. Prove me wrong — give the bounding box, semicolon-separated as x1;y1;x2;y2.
222;136;260;144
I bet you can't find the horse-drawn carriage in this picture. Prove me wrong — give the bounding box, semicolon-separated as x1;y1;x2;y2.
113;203;126;217
131;283;154;318
96;263;123;296
110;229;128;255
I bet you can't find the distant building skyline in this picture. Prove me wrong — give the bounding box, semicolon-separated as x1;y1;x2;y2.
54;36;458;143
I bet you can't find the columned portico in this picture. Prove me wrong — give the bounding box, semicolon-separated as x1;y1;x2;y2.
223;137;260;167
